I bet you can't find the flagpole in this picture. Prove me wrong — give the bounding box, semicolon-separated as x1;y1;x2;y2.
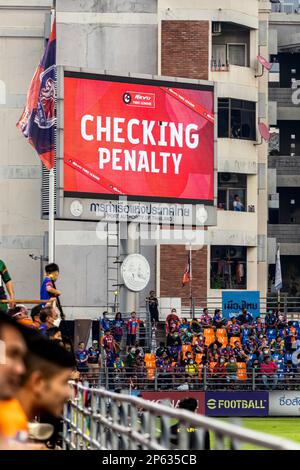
48;168;55;263
277;243;281;309
189;243;193;319
48;8;56;264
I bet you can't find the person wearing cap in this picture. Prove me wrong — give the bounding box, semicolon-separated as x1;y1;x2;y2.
0;259;15;313
88;340;101;371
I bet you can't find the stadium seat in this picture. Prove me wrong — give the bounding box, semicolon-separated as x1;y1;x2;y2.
195;353;203;364
203;328;215;346
237;363;247;381
181;344;192;359
216;328;228;346
145;361;156;381
230;337;241;348
144;353;155;363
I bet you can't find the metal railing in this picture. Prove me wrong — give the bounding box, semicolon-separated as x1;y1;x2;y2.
63;382;300;450
78;368;300;392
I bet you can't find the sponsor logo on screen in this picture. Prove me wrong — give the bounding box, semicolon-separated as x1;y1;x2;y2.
123;91;155;109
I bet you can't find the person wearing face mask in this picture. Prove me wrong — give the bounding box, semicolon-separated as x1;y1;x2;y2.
213;357;227;388
260;356;278;390
185;358;197;387
259;346;272;363
40;263;61;308
226;356;238;386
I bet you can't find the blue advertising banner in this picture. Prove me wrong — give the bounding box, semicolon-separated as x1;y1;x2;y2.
222;291;260;319
205;392;269;417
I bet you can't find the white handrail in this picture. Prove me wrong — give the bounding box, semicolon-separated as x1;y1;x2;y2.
63;382;300;450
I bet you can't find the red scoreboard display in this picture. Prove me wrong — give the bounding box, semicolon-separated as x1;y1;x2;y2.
64;72;214;203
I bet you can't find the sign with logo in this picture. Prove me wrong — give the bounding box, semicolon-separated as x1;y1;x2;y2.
269;392;300;416
222;291;260;319
205;392;269;417
63;72;214;204
141;391;205;415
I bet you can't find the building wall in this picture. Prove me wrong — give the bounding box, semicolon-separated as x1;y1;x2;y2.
161;20;209;80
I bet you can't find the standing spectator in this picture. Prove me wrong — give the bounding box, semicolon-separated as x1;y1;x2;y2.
213;358;227;388
100;311;110;332
213;309;225;329
237;308;253;326
200;308;212;327
101;329;117;353
233;194;243;211
284;360;295;390
126;347;136;376
126;311;139;353
75;341;89;373
0;259;15;313
260;356;278;390
40;263;61;307
166;308;180;334
147;290;159;326
112;312;124;346
253;316;265;334
226;356;238;386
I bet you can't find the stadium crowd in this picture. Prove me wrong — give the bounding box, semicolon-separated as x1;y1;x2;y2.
1;260;300;449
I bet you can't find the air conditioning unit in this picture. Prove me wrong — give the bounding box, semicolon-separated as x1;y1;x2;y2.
219;173;239;184
212;22;222;35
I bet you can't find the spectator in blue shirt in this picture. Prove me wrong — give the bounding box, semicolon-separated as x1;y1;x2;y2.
212;309;226;329
100;311;110;332
237;308;253;326
265;310;277;329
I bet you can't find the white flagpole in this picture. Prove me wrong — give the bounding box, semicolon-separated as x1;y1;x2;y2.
189;243;193;318
48;168;55;263
48;8;56;264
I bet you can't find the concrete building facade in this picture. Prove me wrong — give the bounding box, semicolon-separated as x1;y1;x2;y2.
0;0;271;319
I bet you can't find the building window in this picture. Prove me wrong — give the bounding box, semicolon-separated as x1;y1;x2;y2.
218;173;247;211
210;246;247;290
218;98;256;141
227;44;247;67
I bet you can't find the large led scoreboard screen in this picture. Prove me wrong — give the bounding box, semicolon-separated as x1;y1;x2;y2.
63;72;214;203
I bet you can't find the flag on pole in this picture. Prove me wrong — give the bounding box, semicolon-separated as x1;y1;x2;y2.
16;19;56;169
274;245;283;291
182;252;191;287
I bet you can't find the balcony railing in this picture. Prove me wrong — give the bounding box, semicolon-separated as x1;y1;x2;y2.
268;224;300;243
268;155;300;174
271;1;300;14
211;59;230;72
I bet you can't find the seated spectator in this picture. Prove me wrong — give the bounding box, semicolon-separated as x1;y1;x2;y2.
30;304;43;328
200;308;212;327
237;308;253;326
220;344;234;360
8;306;35;329
260;356;278;390
113;354;125;372
167;331;181;348
38;307;57;333
252;316;265;334
227;316;241;339
156;341;167;358
270;336;284;355
190;319;201;335
46;326;62;342
178;318;190;334
212;309;226;329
